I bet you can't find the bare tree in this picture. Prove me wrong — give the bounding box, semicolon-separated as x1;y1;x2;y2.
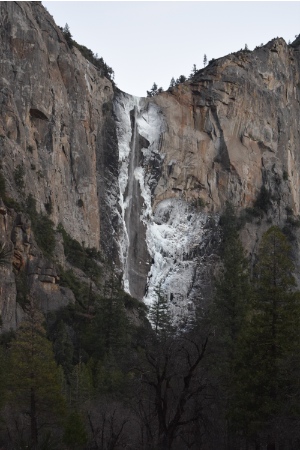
133;327;211;450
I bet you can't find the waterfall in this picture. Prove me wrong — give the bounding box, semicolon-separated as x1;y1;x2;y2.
114;92;212;322
114;93;165;299
123;100;139;293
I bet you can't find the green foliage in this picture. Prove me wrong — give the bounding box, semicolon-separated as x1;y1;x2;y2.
52;320;74;378
25;194;56;257
123;292;147;314
230;227;300;439
0;172;20;209
57;224;102;281
37;220;55;255
283;170;289;181
213;203;252;440
148;288;173;336
85;291;130;361
34;214;56;256
7;304;66;448
215;204;251;345
63;411;87;449
15;270;30;308
14;164;25;190
58;267;91;308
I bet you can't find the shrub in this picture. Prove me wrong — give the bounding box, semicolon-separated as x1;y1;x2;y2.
57;224;102;281
283;170;289;181
254;185;272;214
0;172;20;210
25;195;55;257
286;215;300;227
15;271;30;308
59;24;114;81
191;197;206;210
285;206;293;216
14;164;25;190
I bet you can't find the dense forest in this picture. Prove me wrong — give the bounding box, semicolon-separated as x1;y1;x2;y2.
0;202;300;450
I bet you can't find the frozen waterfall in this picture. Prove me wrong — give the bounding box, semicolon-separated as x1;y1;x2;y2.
114;92;214;320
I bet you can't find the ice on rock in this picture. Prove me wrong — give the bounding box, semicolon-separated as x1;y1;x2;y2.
144;199;210;319
114;92;165;296
114;92;209;321
113;93;140;290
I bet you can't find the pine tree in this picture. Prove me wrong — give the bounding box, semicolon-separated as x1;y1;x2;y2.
7;303;66;449
62;23;73;48
148;288;172;335
214;203;251;349
147;82;158;97
63;411;88;450
213;203;252;447
176;75;186;84
203;54;207;67
169;77;176;88
53;319;74;379
189;64;197;78
231;227;300;445
63;411;88;449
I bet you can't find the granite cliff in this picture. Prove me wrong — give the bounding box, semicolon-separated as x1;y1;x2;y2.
1;1;300;328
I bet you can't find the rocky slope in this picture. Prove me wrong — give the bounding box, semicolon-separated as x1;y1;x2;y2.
1;1;300;328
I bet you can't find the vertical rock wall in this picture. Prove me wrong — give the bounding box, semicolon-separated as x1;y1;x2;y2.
0;1;114;249
2;2;300;326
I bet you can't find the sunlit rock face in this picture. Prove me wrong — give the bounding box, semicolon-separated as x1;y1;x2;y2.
2;1;300;326
113;38;300;314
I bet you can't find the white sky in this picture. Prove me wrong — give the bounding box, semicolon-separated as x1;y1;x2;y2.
43;1;300;97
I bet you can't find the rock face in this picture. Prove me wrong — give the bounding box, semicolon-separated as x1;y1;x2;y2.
154;39;300;214
0;1;114;248
1;1;300;326
0;1;115;327
113;39;300;316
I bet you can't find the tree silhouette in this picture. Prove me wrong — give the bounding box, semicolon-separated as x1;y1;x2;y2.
231;227;300;446
7;303;66;448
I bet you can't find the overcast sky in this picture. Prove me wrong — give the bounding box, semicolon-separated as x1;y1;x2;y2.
43;1;300;97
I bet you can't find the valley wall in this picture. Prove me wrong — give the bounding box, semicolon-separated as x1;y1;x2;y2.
1;1;300;327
